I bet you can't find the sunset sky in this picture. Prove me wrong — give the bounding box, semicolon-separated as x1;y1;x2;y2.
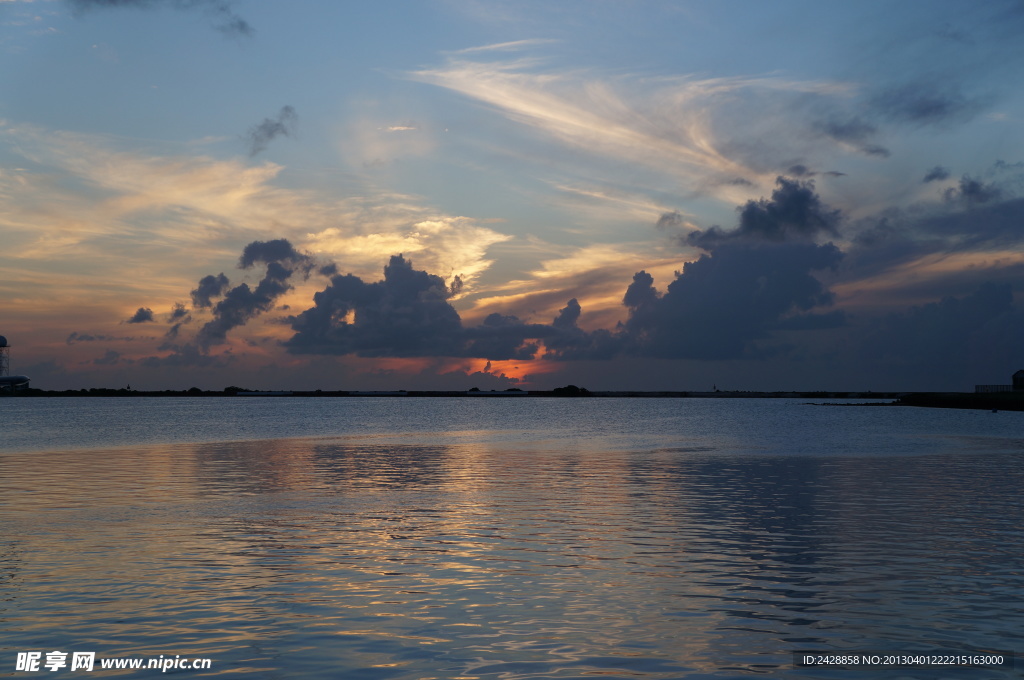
2;0;1024;391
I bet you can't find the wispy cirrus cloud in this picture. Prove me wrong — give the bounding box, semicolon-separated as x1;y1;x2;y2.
410;54;855;203
446;39;557;55
2;123;511;288
0;122;515;361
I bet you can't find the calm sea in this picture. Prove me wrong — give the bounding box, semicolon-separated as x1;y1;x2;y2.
0;397;1021;679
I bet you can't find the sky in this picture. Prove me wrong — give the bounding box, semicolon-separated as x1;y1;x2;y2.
2;0;1024;392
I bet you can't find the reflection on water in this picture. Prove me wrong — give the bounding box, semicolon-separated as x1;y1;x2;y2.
2;422;1022;679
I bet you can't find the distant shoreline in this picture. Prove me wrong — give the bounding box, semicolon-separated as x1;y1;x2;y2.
8;388;1024;410
7;387;905;399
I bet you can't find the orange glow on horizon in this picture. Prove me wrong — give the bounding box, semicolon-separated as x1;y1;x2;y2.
343;352;563;386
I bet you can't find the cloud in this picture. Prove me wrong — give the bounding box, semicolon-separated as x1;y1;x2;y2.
304;216;510;291
923;165;951;183
861;282;1015;386
66;332;141;344
93;349;129;366
126;307;154;324
613;241;844;360
687;177;842;248
464;241;683;333
1;124;511;311
286;254;467;358
869;82;987;127
447;39;557;55
812;116;890;158
135;239;317;366
67;332;109;344
245;106;297;156
410;56;851;198
838;181;1024;306
65;0;253;37
655;211;684;231
140;342;228;368
783;165;846;180
543;180;847;361
194;238;313;350
191;273;230;308
168;302;190;322
431;180;851;363
284;253;588;361
542;297;617;360
461;312;550;361
943;175;1003;206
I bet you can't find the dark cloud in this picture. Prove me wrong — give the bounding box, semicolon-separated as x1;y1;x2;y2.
123;174;1023;386
126;307;155;324
552;297;581;329
813;116;890;158
870;82;986;126
67;331;140;344
239;238;311;270
140;342;228;368
774;310;847;331
286;254;466;358
928;196;1024;246
843;214;939;280
966;305;1024;385
285;254;571;361
542;298;618;361
923;165;951;183
195;239;312;350
994;160;1024;172
462;313;548;361
191;273;230;308
614;242;843;360
164;300;198;343
843;193;1024;285
655;211;684;232
245;106;297;156
286;180;846;364
861;282;1014;387
549;182;848;362
943;175;1003;206
65;0;253;36
688;177;842;248
785;166;846;179
67;332;108;344
576;179;849;360
165;322;185;341
724;177;754;187
93;349;130;366
168;302;191;323
622;270;659;310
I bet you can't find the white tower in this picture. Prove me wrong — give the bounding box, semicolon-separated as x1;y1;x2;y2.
0;336;8;377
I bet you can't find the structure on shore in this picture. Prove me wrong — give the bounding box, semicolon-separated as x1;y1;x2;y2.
975;370;1024;393
0;336;31;390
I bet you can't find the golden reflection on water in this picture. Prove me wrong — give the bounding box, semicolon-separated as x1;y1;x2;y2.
1;434;1022;678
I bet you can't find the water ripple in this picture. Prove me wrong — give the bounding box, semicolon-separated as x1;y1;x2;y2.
1;400;1022;678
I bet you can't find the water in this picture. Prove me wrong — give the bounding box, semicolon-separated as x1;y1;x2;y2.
1;397;1021;678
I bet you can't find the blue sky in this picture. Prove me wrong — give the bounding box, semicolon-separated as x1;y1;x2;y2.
2;0;1024;391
